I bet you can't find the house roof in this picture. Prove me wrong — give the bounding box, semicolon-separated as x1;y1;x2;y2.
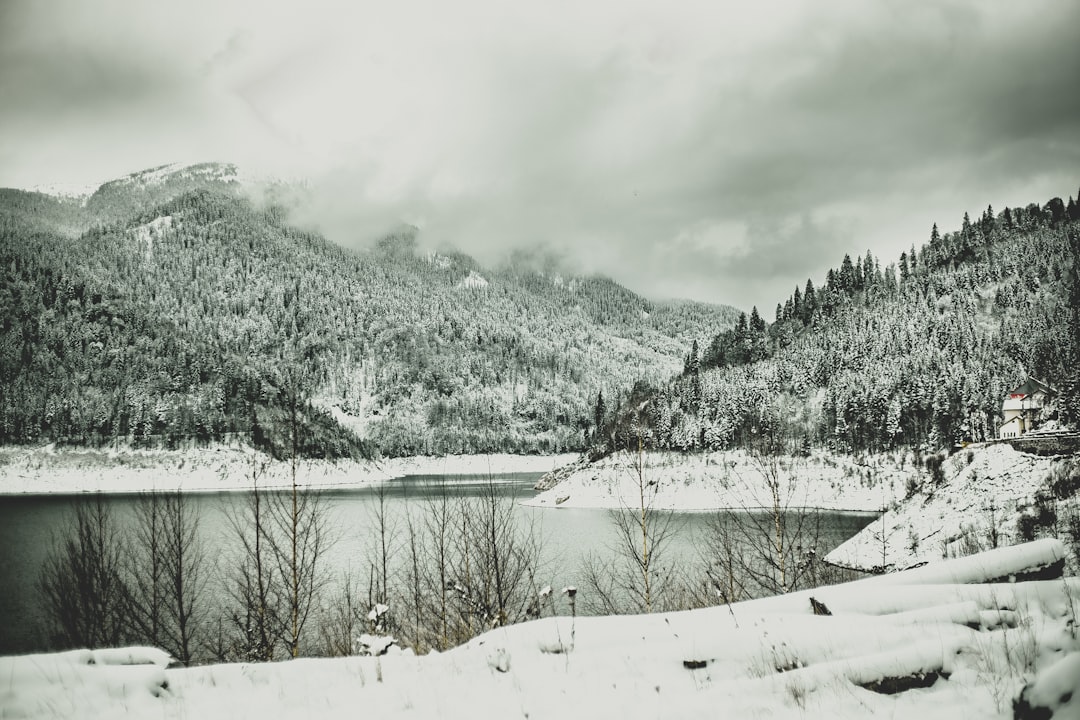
1006;377;1056;398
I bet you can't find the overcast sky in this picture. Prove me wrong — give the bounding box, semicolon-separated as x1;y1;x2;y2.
2;0;1078;312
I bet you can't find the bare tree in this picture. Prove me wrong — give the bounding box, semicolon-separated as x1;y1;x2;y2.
456;478;543;629
374;477;546;653
581;436;681;614
365;480;398;613
404;482;467;651
127;490;208;664
223;449;280;661
700;449;829;601
266;482;333;658
39;495;130;649
401;504;426;651
316;569;365;656
160;491;207;664
128;492;166;649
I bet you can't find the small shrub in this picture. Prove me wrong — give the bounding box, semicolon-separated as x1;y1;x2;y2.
786;678;808;709
907;528;920;554
1034;491;1058;530
924;454;946;485
1017;513;1040;542
955;524;983;558
984;502;1001;549
1016;494;1057;543
1050;462;1080;500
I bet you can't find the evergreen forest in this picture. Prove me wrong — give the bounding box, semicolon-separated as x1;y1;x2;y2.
0;163;739;458
595;194;1080;456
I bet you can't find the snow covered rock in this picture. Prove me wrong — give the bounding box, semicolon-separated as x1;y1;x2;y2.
91;647;174;667
1013;651;1080;719
356;633;397;656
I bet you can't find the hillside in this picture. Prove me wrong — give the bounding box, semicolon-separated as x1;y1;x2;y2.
594;192;1080;456
0;163;738;460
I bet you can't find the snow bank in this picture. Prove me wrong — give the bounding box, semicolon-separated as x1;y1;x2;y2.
0;444;578;496
1015;652;1080;719
0;648;171;718
5;541;1077;720
862;537;1066;586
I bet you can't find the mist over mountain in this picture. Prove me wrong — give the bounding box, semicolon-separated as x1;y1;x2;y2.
0;163;739;458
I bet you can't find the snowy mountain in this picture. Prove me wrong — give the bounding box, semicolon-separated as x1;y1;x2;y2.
0;164;739;460
590;191;1080;457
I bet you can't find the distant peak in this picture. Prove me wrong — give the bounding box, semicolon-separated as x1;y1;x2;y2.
109;162;240;188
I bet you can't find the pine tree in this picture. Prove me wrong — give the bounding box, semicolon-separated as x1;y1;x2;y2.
732;312;749;365
862;251;876;288
594;391;607;442
685;340;700;376
748;306;768;362
839;254;856;294
802;279;816;323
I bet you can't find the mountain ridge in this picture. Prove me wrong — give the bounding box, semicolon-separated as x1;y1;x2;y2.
0;164;739;460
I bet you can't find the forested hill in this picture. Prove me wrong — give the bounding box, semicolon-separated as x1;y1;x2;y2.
599;192;1080;455
0;163;739;458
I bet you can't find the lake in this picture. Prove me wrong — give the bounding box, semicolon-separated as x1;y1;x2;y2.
0;473;875;655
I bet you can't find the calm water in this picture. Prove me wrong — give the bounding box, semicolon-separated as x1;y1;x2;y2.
0;474;874;655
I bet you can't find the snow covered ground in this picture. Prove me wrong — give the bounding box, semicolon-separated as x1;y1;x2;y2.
0;444;577;495
827;444;1072;573
526;448;921;512
3;540;1078;719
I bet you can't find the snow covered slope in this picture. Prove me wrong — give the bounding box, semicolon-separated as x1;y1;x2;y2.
826;443;1071;573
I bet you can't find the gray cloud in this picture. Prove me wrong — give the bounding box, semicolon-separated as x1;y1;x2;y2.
0;0;1077;312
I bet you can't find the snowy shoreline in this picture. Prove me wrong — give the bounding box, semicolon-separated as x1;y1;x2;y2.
5;442;1070;576
524;448;920;513
0;444;578;496
528;444;1074;574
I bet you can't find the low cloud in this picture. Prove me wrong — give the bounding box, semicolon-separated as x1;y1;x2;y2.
1;0;1078;311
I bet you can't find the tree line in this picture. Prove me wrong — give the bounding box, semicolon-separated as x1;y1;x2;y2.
591;191;1080;456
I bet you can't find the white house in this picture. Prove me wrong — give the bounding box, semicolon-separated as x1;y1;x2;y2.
999;377;1056;439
